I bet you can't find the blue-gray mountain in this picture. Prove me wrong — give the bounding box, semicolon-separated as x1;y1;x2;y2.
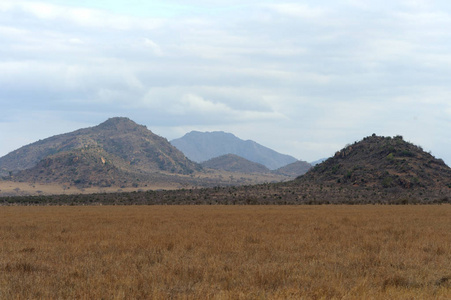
170;131;298;170
201;154;270;174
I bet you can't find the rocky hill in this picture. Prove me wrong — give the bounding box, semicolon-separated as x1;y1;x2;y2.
170;131;297;170
298;134;451;190
201;154;270;174
274;160;312;177
1;118;202;187
13;147;130;187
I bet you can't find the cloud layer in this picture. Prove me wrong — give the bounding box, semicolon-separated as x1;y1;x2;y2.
1;0;451;164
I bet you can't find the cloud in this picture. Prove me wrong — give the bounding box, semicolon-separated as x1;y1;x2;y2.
140;88;286;126
2;0;163;30
0;0;451;165
143;38;163;56
179;94;230;114
0;25;28;36
265;3;327;19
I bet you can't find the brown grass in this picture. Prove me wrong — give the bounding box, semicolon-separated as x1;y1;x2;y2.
0;205;450;299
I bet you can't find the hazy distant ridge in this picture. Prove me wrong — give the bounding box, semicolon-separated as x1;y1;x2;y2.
201;154;270;174
171;131;298;170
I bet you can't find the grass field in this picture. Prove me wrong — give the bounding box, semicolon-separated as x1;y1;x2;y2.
0;205;450;299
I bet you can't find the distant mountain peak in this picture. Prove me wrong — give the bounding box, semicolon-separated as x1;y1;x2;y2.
184;131;235;139
171;131;298;170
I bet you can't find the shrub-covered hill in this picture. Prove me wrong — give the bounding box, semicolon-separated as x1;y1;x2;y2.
1;117;202;187
0;117;200;176
298;134;451;190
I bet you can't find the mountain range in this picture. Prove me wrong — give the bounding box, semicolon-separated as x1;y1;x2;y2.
170;131;298;170
1;118;450;203
10;134;450;205
0;117;302;190
0;122;450;203
200;154;312;177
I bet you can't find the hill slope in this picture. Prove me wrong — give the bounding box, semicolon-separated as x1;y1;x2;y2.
170;131;297;170
201;154;270;173
0;118;203;187
12;147;140;187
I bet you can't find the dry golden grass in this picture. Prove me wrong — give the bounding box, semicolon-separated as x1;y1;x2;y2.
0;205;450;299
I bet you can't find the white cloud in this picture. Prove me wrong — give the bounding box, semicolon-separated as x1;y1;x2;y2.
0;25;28;36
1;0;451;165
2;0;163;30
365;39;416;61
179;94;230;114
141;89;286;125
143;38;163;56
396;11;451;25
21;2;61;19
266;3;327;19
68;38;83;44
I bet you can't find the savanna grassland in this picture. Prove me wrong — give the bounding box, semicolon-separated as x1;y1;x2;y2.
0;205;450;299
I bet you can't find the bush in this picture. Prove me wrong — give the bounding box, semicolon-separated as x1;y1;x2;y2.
399;150;414;157
382;176;393;188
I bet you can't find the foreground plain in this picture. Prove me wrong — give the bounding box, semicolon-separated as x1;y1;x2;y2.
0;205;450;299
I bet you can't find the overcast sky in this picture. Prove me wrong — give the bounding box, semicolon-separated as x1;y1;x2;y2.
1;0;450;164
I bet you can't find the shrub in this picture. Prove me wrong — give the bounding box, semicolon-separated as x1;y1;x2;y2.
382;176;393;188
399;150;414;157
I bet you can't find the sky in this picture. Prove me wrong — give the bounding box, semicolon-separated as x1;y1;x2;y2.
1;0;451;165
